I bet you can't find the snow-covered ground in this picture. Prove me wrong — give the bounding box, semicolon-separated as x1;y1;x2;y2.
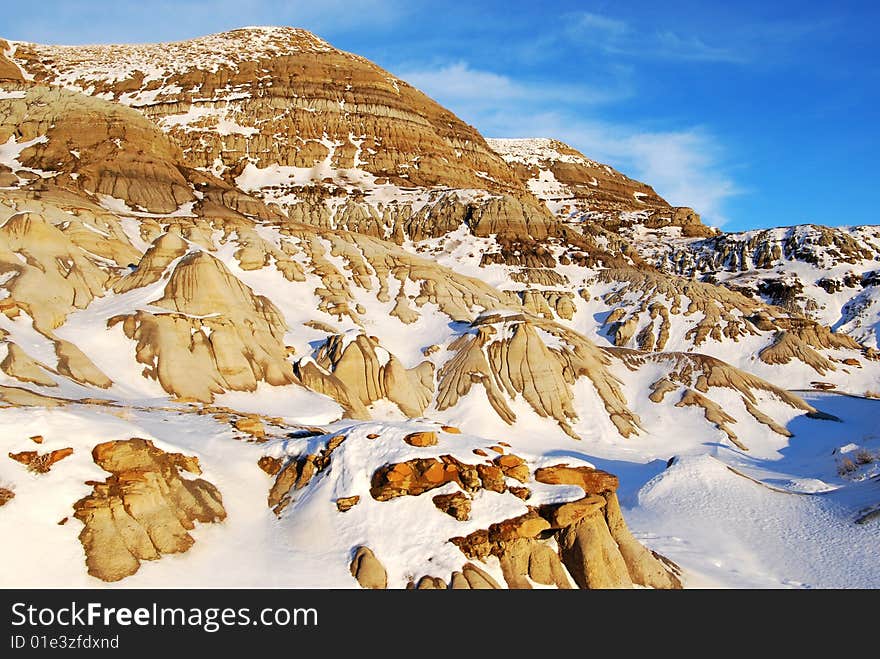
0;390;875;588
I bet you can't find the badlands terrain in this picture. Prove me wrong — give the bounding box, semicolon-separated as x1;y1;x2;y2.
0;27;877;588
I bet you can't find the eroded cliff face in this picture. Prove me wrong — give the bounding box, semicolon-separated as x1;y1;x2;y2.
488;137;715;237
9;28;526;198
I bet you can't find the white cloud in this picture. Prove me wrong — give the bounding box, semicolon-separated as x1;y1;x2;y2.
622;130;739;225
402;63;522;103
567;11;743;64
399;61;630;114
574;12;629;37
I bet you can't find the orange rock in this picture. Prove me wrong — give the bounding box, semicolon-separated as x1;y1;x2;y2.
432;492;471;521
542;495;606;528
327;434;346;451
440;425;461;434
472;448;488;457
257;456;283;476
366;433;380;439
403;431;438;447
489;446;505;454
9;447;74;474
508;486;531;500
336;495;360;512
233;417;266;439
424;462;447;483
495;454;524;468
476;463;506;493
29;435;44;444
0;487;14;507
534;464;619;494
8;451;37;466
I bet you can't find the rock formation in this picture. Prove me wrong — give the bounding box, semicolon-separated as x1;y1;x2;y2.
8;447;73;473
489;137;715;237
73;438;226;582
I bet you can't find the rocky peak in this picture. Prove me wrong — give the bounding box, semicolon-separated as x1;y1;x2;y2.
488;137;715;237
7;28;528;204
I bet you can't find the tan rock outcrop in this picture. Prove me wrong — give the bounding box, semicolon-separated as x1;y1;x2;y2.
349;546;387;589
8;447;73;473
675;388;745;450
557;506;634;589
449;562;502;589
404;431;438;447
437;313;640;439
109;248;297;402
0;84;194;214
335;495;360;512
0;486;14;506
267;435;346;514
72;438;226;582
233;417;266;439
432;491;471;521
310;333;434;417
0;343;56;387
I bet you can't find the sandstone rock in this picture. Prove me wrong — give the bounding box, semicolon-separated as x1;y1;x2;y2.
349;546;387;589
403;431;438;447
109;248;297;403
488;138;711;236
476;463;507;493
0;344;56;387
432;492;471;521
257;456;283;476
311;333;435;418
508;486;532;500
336;495;360;512
29;435;44;444
437;314;640;439
234;417;266;439
494;453;530;483
675;389;746;450
0;487;14;506
268;435;346;514
603;492;682;589
371;457;461;501
451;511;550;560
416;576;447;589
440;425;461;434
557;508;633;589
528;541;573;588
12;29;529;207
497;536;574;589
73;438;225;582
449;563;502;589
542;495;606;528
8;447;73;473
534;464;619;494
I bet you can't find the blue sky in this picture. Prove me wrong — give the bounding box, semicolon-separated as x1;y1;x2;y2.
4;1;878;231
